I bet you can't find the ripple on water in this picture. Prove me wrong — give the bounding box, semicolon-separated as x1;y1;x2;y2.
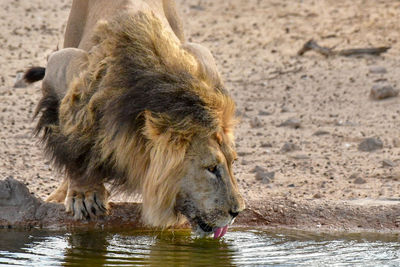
0;228;399;266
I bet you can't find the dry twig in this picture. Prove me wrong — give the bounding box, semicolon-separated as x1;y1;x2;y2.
298;39;390;57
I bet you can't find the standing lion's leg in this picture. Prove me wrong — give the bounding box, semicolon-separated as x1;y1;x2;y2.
64;180;110;220
163;0;185;42
63;0;88;48
46;178;69;203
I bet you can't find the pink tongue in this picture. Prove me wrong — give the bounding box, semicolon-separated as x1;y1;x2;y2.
213;228;222;239
213;225;229;239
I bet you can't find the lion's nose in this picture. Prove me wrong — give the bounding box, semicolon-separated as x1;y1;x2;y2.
229;210;239;218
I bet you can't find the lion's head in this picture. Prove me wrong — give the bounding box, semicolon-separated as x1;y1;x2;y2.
140;108;245;238
175;134;245;237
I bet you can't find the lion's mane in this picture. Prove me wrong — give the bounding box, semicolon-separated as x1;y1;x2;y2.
35;12;236;227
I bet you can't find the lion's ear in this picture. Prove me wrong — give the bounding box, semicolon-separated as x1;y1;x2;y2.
143;110;194;147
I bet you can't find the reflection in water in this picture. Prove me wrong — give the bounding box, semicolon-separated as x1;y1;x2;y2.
63;231;110;266
63;230;236;266
144;231;235;266
1;228;400;266
0;229;67;266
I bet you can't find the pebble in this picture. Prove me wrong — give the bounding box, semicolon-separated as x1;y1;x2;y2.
353;177;367;184
237;150;252;156
370;84;399;100
251;165;265;173
313;130;330;136
290;154;310;160
313;193;322;199
382;159;397;167
251;166;275;184
335;120;356;126
369;66;387;74
258;110;272;116
358;138;383;152
250;117;263;128
255;171;275;184
279;118;301;129
349;173;359;179
281;142;300;153
241;159;249;165
260;142;272;148
281;106;290;113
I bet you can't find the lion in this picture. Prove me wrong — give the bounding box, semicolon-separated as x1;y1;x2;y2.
24;0;244;238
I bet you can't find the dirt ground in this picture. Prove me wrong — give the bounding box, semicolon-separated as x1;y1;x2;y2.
1;0;400;231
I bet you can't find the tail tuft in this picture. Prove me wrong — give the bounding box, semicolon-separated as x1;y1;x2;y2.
23;67;46;83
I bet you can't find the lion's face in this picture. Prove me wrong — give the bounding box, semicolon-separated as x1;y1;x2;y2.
175;135;245;238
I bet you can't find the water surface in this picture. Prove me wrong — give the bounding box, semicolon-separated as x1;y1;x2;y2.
1;228;399;266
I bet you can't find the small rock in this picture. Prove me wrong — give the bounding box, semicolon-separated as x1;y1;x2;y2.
369;66;387;74
313;193;322;199
281;142;300;153
353;177;367;184
255;171;275;184
287;183;295;188
237;151;251;157
370;84;399;100
13;72;28;88
260;142;272;148
258;110;272;116
335;120;356;126
358;137;383;152
349;173;359;179
241;159;249;165
189;4;205;11
382;159;397;167
281;106;290;113
251;165;265;173
250;117;263;128
313;130;330;136
279;118;301;129
290;154;310;160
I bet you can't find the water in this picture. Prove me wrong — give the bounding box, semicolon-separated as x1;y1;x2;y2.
0;228;399;266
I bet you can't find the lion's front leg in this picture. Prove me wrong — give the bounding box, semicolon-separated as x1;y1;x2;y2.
46;178;69;203
64;180;110;220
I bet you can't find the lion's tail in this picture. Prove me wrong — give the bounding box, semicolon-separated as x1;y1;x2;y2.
23;66;46;83
24;66;60;137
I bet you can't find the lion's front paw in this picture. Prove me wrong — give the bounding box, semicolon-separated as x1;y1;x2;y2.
64;183;109;220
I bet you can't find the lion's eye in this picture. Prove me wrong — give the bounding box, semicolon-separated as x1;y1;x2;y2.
207;165;218;175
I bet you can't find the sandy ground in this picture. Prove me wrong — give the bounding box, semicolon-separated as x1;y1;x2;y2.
1;0;400;230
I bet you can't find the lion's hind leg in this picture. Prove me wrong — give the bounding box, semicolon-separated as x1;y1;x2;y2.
64;181;110;220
